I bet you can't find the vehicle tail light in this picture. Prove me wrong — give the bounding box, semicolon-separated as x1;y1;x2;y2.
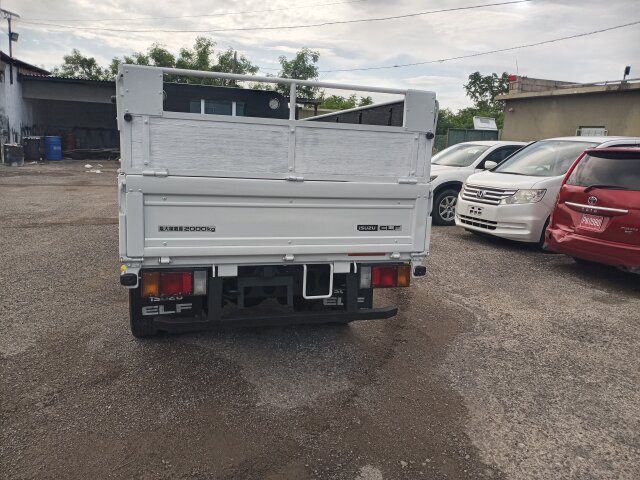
372;266;397;288
142;272;160;297
397;265;411;287
141;271;194;297
371;265;412;288
193;270;208;295
359;266;372;288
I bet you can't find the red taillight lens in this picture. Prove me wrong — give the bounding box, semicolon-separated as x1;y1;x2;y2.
371;265;411;288
372;266;397;288
160;272;193;296
141;271;194;298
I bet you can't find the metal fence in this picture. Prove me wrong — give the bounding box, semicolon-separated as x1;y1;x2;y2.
447;128;498;146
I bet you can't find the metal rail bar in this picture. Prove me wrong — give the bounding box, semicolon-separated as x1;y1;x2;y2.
303;99;403;121
147;65;408;95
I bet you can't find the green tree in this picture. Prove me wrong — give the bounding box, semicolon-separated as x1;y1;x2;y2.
107;37;258;85
108;43;176;77
358;96;374;107
276;48;320;99
320;94;357;110
464;71;509;113
319;93;375;110
215;48;259;86
52;49;109;80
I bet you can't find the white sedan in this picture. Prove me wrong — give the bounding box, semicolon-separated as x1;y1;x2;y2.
430;141;525;225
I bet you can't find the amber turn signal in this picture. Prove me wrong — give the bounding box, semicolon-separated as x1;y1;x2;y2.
142;271;160;297
397;264;411;287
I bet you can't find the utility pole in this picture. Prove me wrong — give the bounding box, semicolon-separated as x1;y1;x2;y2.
1;7;21;84
232;50;238;87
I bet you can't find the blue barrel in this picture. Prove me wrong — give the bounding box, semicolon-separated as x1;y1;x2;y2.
44;136;62;160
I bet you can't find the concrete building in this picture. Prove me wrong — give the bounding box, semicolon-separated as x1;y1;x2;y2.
1;51;118;160
0;51;49;147
497;76;640;141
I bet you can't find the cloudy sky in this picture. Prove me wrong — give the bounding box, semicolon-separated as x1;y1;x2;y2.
2;0;639;109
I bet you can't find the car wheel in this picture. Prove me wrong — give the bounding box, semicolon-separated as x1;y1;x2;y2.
433;188;459;226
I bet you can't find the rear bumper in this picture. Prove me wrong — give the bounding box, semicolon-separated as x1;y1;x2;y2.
150;306;398;334
546;227;640;273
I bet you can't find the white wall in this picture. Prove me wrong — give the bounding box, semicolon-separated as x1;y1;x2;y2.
0;60;33;162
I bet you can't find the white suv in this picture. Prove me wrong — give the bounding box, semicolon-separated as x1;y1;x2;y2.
430;141;525;225
455;136;640;244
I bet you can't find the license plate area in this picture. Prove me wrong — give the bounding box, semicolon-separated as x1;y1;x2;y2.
579;213;603;230
468;205;484;218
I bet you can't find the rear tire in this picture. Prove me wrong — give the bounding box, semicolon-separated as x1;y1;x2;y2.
130;317;156;338
129;291;156;338
432;188;459;226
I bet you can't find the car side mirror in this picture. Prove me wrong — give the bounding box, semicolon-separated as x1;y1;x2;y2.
484;160;498;170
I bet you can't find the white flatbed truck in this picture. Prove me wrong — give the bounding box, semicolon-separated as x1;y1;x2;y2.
116;65;437;337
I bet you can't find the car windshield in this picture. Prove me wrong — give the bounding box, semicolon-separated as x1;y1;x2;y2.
432;144;491;167
494;140;598;177
566;151;640;191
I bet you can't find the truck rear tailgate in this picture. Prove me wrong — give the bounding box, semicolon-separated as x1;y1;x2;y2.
122;176;430;260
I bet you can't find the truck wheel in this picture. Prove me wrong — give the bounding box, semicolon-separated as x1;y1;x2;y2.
433;188;459;226
129;291;156;338
130;316;156;338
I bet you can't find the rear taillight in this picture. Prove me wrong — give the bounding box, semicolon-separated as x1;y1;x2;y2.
141;271;206;298
142;272;160;297
161;272;192;296
397;265;411;287
371;265;411;288
372;266;396;287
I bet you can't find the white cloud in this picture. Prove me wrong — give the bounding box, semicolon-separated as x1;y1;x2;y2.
3;0;639;109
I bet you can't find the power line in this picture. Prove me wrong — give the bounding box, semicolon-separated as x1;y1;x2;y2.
21;0;370;23
317;20;640;72
17;0;533;33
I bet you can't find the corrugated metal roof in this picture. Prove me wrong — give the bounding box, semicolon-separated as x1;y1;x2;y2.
17;74;115;86
0;51;49;75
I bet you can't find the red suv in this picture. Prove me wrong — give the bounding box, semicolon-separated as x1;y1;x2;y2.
545;148;640;274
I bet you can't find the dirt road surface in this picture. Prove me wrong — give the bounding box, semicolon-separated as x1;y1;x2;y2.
1;162;638;479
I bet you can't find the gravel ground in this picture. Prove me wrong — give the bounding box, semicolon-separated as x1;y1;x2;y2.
1;161;638;479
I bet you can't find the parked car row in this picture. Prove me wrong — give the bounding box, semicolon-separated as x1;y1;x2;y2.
430;137;640;274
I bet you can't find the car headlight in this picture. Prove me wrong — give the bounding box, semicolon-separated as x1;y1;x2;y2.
429;175;438;182
501;189;546;204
